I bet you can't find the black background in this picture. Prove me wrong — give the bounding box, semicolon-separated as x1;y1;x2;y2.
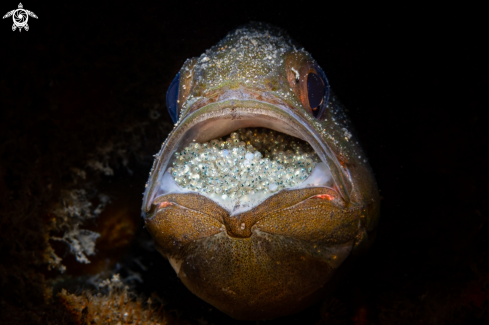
1;1;487;324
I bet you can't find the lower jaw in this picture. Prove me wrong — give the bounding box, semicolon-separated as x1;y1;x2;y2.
169;230;354;320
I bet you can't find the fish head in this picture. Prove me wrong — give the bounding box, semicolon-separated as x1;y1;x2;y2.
142;22;380;320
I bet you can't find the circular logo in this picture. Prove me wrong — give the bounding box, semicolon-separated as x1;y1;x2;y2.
13;9;28;27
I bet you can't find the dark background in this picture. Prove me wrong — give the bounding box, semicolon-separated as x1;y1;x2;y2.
1;1;487;324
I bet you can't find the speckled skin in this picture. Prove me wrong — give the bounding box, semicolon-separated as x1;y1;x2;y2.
143;22;380;320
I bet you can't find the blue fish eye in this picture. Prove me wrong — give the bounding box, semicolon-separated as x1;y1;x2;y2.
307;67;330;119
166;72;180;123
307;73;324;111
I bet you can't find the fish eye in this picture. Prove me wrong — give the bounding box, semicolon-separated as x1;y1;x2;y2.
286;58;331;121
307;72;325;117
166;72;180;123
305;66;330;120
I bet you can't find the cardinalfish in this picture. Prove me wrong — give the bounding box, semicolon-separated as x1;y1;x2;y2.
142;22;380;320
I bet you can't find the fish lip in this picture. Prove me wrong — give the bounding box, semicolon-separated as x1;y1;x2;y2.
143;99;352;213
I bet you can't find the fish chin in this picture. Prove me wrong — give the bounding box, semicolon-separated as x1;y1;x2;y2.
170;231;354;320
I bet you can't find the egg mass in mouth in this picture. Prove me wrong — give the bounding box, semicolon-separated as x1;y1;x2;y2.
153;126;337;215
171;127;321;198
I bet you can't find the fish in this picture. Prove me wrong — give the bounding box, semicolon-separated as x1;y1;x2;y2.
142;22;380;320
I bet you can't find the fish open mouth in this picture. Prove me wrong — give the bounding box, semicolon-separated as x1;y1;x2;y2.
143;99;353;214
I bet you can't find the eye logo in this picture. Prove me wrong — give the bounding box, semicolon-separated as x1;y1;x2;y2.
3;3;37;32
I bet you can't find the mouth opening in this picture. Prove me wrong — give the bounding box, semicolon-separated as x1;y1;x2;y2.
154;130;334;214
144;102;351;214
171;127;329;196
